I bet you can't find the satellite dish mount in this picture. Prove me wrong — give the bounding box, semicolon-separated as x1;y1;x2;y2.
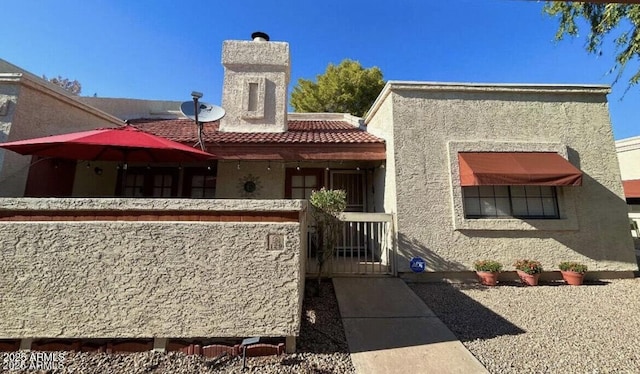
180;93;226;151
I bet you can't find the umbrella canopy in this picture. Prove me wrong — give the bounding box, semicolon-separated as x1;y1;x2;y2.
0;125;214;162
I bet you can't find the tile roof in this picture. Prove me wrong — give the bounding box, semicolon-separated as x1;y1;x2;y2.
129;119;384;144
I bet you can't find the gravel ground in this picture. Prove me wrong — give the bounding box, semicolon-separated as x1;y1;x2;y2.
2;281;354;374
409;278;640;374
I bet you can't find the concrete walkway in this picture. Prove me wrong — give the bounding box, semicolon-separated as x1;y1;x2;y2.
333;278;488;374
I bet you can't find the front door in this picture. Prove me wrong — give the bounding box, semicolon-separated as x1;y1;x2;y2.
330;170;366;212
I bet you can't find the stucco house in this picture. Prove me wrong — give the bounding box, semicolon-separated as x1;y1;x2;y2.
616;135;640;243
0;33;636;352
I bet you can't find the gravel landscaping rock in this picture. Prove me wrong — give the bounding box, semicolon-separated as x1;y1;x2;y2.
2;281;354;374
409;278;640;374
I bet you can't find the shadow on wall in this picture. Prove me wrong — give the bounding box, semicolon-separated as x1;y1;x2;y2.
398;232;466;271
408;282;526;341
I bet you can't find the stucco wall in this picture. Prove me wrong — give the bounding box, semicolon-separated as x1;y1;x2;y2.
377;83;636;274
0;198;306;339
0;75;121;197
0;79;19;175
365;96;396;216
71;161;119;197
77;97;183;120
216;161;285;199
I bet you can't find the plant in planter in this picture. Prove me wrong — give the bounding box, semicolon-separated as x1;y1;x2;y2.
559;261;588;286
513;259;543;286
473;260;503;286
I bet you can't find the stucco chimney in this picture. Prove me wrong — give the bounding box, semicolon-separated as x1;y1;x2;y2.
219;32;290;133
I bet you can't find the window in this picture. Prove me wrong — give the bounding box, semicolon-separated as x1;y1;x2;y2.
119;167;178;197
182;167;217;198
285;168;324;199
463;185;559;219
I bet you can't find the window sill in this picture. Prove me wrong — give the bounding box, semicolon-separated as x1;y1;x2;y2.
454;216;578;231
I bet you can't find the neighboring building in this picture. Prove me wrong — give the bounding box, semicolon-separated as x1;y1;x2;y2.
0;33;637;351
616;135;640;244
616;135;640;211
0;59;123;197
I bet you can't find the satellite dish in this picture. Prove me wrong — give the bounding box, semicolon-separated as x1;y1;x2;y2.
180;101;225;123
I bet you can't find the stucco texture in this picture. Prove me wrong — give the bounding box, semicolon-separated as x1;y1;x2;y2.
0;199;306;340
219;40;289;133
216;161;285;199
374;84;637;274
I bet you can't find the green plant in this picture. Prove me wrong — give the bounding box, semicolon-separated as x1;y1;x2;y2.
513;259;543;275
473;260;503;273
559;261;588;274
309;188;347;296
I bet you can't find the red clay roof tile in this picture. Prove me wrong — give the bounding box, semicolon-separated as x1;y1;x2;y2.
129;119;384;144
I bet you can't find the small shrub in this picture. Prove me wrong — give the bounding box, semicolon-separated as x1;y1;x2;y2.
513;259;543;274
309;188;347;296
473;260;503;272
559;261;588;274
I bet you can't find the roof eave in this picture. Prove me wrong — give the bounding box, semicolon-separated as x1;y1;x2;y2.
205;142;386;161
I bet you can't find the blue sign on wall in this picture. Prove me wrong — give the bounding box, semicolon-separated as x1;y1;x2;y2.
409;257;426;273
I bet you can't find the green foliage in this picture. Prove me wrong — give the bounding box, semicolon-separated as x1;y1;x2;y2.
559;261;588;274
42;75;82;95
473;260;503;273
544;2;640;87
309;188;347;295
513;259;543;275
290;59;385;117
309;187;347;217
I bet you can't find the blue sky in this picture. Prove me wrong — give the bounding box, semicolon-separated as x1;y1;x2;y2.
1;0;638;139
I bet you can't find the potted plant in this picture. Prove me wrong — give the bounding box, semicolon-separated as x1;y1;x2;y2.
473;260;502;286
513;259;543;286
559;261;588;286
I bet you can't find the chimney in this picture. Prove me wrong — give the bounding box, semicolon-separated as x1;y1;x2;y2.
219;32;290;133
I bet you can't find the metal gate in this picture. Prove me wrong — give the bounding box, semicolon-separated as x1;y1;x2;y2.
306;213;394;276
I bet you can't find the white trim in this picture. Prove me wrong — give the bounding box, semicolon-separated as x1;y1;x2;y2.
616;135;640;152
340;212;392;222
383;80;610;91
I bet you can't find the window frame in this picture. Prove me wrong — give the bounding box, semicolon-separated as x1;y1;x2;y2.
462;185;560;219
284;168;325;200
182;166;217;199
117;167;179;197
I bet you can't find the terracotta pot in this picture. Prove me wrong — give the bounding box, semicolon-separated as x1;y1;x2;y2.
516;270;540;286
476;271;499;286
561;270;584;286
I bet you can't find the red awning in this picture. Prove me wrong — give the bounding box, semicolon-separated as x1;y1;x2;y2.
623;180;640;199
458;152;582;186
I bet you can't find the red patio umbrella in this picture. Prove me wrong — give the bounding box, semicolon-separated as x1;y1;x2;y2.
0;125;215;162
